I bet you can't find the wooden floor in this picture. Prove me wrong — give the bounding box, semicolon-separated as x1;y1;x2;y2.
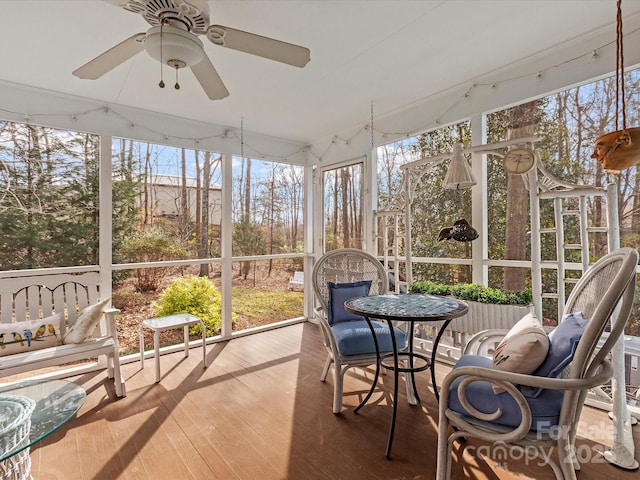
27;322;640;480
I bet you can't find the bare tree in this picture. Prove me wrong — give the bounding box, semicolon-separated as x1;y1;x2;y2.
143;142;152;227
199;151;211;276
240;157;252;278
504;101;536;292
341;167;351;247
195;150;201;249
179;148;189;242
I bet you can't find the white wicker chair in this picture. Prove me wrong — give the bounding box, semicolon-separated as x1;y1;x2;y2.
312;248;416;414
436;247;639;480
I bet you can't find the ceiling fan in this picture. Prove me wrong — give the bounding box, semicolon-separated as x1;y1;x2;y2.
73;0;311;100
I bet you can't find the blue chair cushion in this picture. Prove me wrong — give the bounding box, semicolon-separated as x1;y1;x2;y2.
331;319;407;356
447;355;564;431
327;281;372;325
521;311;588;398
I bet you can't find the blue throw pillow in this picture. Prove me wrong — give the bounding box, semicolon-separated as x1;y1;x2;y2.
327;281;372;325
521;311;588;399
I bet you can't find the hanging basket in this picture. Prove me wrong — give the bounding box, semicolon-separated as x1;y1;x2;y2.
593;1;640;173
592;127;640;173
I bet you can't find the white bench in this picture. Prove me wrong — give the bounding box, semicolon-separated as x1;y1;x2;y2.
288;271;304;290
0;271;126;397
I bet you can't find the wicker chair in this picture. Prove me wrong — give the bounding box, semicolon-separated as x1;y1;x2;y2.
312;248;416;414
436;247;639;480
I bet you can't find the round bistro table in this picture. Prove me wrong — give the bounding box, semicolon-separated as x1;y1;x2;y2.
344;293;468;458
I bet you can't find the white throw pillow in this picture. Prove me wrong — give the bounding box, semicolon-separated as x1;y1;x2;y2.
63;297;111;344
0;313;62;356
491;312;549;392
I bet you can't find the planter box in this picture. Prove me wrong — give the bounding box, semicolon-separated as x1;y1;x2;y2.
413;300;532;363
448;300;532;332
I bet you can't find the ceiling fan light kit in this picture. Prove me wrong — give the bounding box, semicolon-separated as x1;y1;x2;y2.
144;25;204;67
73;0;310;100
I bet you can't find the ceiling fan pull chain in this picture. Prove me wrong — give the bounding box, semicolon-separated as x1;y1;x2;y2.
159;20;165;89
175;65;180;90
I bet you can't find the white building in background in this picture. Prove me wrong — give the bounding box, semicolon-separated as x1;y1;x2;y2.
145;175;222;226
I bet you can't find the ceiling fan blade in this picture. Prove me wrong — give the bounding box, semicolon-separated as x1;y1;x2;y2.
101;0;130;7
191;55;230;100
206;25;310;68
73;33;146;79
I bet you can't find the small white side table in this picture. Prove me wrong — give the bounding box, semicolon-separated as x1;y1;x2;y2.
139;313;207;383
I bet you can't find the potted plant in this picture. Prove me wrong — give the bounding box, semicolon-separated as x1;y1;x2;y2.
409;281;533;359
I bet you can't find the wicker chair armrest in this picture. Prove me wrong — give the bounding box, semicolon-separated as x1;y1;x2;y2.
314;306;335;350
463;329;509;356
441;359;613;444
443;359;613;393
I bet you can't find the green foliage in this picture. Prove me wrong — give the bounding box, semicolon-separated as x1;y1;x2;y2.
232;288;302;328
0;122;141;271
0;123;101;269
232;215;267;256
410;281;532;305
626;282;640;336
379;123;475;284
232;215;267;278
119;231;188;291
153;275;222;336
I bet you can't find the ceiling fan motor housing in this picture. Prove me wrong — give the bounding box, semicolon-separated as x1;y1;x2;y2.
144;25;204;68
123;0;209;34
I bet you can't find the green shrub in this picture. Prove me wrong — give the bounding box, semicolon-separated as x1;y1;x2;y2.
410;281;531;305
154;275;222;336
119;230;188;292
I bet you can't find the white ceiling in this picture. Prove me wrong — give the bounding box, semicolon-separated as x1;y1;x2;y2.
2;0;640;148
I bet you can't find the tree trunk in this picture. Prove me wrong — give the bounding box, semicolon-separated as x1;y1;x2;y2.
504;102;536;292
180;148;189;243
195;151;201;253
290;166;300;249
199;151;211;277
341;167;350;247
332;172;338;247
144;143;152;226
632;168;640;233
268;166;275;276
241;158;252;278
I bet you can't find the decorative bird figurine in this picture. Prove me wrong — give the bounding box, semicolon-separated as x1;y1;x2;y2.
437;226;453;241
13;332;24;346
48;323;57;337
438;218;479;242
35;324;46;339
23;329;33;347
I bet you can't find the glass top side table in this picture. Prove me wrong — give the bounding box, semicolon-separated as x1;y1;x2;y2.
0;379;86;479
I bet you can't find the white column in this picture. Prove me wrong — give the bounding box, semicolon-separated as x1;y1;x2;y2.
99;135;113;299
220;153;233;338
470;114;488;285
603;181;638;470
365;148;378;254
528;166;543;320
98;135;113;365
303;159;315;321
